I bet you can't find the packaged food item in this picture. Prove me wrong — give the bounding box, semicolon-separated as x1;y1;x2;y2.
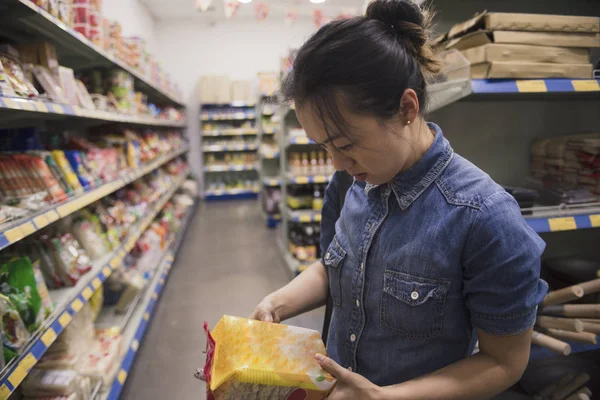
21;369;92;399
0;293;30;353
0;58;16;97
79;327;122;386
64;150;95;189
32;65;67;103
0;45;39;97
52;150;83;191
46;233;92;286
203;316;335;400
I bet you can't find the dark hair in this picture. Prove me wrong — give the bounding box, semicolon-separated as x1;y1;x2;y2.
281;0;440;138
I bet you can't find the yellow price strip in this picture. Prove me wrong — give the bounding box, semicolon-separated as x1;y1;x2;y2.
35;101;48;113
313;175;327;183
34;214;50;229
59;312;72;328
117;370;127;385
19;101;35;111
18;353;38;372
144;312;150;321
19;222;36;236
3;226;23;243
131;339;139;351
294;176;309;184
71;298;84;312
92;278;102;290
299;215;312;223
82;287;94;300
7;366;27;387
41;328;57;347
590;214;600;228
110;256;121;269
2;98;20;110
152;293;158;300
45;210;59;223
49;103;63;114
0;384;12;400
548;217;577;232
103;266;112;277
516;80;547;93
572;80;600;92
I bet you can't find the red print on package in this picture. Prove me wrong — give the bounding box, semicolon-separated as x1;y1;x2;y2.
287;388;307;400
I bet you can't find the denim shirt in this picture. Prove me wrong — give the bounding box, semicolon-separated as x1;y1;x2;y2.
320;123;548;386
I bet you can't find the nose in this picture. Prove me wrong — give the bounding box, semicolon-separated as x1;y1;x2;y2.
330;148;354;172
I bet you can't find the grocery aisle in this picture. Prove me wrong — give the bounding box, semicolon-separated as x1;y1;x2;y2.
121;201;324;399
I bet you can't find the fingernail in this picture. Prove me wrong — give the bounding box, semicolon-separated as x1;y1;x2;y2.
315;353;325;361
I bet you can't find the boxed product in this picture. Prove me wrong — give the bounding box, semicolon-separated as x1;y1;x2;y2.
460;44;589;65
471;62;593;79
203;316;335;400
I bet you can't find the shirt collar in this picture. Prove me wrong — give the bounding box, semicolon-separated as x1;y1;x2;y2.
364;122;453;210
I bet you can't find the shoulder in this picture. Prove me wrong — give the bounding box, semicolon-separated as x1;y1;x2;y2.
435;153;509;211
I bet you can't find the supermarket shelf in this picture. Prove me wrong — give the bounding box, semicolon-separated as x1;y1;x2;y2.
260;151;280;159
530;341;600;362
204;188;260;201
203;128;258;137
201;112;256;121
0;172;188;398
287;174;332;185
266;213;281;228
523;204;600;234
0;146;189;252
203;164;257;172
104;199;198;400
276;236;311;277
202;102;255;107
288;137;315;145
471;79;600;94
2;0;183;107
263;177;282;187
202;144;258;152
263;127;278;134
285;207;322;223
0;96;185;128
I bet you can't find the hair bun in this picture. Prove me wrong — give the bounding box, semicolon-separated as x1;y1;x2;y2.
366;0;440;75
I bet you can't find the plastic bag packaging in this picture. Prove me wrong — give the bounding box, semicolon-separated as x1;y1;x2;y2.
0;293;30;353
21;369;92;399
203;316;335;400
52;150;84;192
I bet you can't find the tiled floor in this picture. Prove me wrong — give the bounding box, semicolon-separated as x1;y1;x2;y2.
121;200;323;399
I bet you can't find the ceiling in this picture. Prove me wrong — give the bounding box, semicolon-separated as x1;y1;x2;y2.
140;0;367;22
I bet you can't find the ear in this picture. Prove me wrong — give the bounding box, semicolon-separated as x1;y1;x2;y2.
399;89;419;125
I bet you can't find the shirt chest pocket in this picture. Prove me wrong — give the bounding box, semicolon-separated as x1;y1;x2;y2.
323;236;346;307
380;271;450;339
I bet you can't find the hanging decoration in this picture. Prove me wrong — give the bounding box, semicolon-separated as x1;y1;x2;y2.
195;0;212;12
285;8;297;26
223;0;239;19
255;2;269;21
313;9;327;28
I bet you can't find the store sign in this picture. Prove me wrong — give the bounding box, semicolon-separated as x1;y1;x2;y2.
223;0;239;19
195;0;212;12
255;2;269;21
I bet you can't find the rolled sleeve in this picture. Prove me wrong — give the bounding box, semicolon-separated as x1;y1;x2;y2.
463;191;548;336
320;172;341;265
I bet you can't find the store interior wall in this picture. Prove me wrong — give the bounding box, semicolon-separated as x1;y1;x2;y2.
101;0;157;53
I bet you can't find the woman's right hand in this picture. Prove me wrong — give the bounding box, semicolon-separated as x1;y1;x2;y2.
251;295;282;323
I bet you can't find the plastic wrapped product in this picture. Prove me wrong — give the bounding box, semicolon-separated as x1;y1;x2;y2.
64;150;94;189
0;58;16;97
21;369;81;398
32;65;67;103
79;327;122;387
203;316;335;400
0;46;39;97
72;214;110;260
0;293;30;352
51;151;83;192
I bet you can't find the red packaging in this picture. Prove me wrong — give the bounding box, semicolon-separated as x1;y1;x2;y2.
28;155;68;201
73;4;90;24
74;23;90;38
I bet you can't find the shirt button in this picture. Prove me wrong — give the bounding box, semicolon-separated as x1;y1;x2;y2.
325;252;330;260
411;291;419;300
350;334;356;342
360;262;364;272
356;299;360;307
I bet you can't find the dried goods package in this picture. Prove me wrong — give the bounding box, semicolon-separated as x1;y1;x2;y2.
203;316;335;400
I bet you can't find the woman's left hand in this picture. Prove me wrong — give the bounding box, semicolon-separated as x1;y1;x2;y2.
315;353;384;400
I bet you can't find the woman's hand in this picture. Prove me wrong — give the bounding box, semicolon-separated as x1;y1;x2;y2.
250;295;282;323
316;354;384;400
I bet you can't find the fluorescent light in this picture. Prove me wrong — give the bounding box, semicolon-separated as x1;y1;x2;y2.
238;0;252;3
310;0;326;3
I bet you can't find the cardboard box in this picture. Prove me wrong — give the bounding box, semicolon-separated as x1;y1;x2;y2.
461;44;589;65
470;61;593;79
449;12;600;39
198;75;231;104
231;79;254;103
214;75;231;104
448;30;600;50
493;30;600;48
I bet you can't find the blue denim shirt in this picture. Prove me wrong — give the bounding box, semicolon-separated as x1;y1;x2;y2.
320;123;548;386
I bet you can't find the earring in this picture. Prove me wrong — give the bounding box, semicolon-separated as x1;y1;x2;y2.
405;120;411;126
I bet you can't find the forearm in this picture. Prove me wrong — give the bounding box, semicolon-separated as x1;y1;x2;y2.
268;261;329;321
380;351;527;400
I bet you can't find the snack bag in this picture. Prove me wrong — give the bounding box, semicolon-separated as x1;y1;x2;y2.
203;316;335;400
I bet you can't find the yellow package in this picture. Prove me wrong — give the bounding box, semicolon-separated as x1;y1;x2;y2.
51;150;82;191
203;316;336;400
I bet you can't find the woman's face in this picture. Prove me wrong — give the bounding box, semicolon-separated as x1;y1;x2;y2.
296;95;419;186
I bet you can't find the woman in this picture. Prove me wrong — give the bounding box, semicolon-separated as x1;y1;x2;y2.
252;1;548;398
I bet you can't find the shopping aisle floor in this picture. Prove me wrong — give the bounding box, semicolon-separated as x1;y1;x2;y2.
121;201;324;399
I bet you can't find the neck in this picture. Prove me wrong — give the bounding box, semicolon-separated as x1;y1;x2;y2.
400;119;435;173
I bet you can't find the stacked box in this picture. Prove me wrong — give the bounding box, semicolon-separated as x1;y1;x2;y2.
437;12;600;79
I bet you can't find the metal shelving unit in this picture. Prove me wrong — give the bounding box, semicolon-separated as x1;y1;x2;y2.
200;103;260;201
257;95;282;227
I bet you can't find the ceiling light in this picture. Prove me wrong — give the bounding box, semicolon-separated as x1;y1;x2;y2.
238;0;252;3
310;0;326;3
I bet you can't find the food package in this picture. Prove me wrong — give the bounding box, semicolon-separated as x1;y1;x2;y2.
79;327;122;386
52;150;83;191
21;369;92;398
203;316;335;400
0;293;30;352
0;45;39;97
64;150;95;189
58;66;79;105
0;59;17;97
32;65;67;103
